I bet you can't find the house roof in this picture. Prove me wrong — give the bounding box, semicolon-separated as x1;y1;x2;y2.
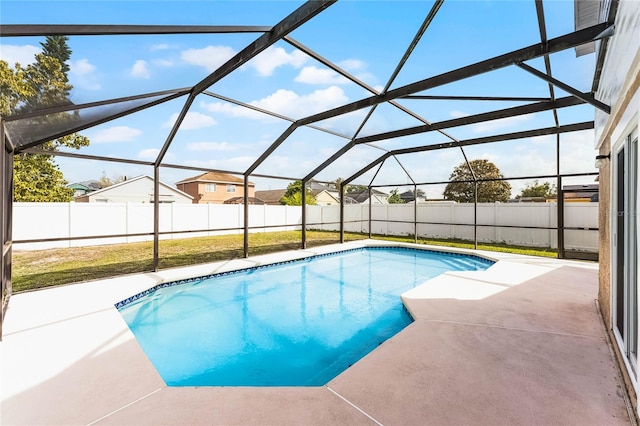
347;189;389;203
254;189;287;204
68;183;91;190
223;197;265;205
68;180;101;191
176;171;254;186
78;175;193;200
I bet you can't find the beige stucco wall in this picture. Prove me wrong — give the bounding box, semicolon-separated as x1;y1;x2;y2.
598;137;611;328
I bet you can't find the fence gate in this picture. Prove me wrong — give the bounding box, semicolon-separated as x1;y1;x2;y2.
559;183;599;261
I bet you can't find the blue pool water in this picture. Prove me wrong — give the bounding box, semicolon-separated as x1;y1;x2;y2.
117;247;492;386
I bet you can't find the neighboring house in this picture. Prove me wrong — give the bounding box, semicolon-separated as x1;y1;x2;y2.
176;172;255;204
348;189;389;204
74;175;193;203
256;182;358;206
562;184;599;202
592;0;639;415
312;189;340;206
308;181;340;206
68;180;101;197
255;189;287;205
400;190;426;203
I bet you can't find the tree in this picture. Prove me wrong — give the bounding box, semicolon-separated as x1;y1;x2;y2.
387;188;404;204
280;180;317;206
517;180;557;199
98;174;127;189
2;36;91;202
40;36;72;78
443;159;511;203
330;177;366;193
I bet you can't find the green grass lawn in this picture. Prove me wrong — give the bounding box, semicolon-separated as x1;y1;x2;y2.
11;230;558;293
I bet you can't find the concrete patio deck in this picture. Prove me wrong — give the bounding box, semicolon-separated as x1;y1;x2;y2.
0;241;633;425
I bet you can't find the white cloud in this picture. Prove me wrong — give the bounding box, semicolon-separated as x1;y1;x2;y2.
71;58;96;76
472;114;534;133
181;45;237;72
130;60;150;78
187;142;234;151
138;148;159;160
450;110;470;118
201;86;348;120
92;126;142;143
249;46;307;76
69;59;101;90
184;156;255;170
153;59;174;67
339;59;366;71
294;66;349;85
150;43;170;51
162;111;217;130
0;44;40;67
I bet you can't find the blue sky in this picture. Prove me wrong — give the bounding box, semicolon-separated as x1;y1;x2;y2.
1;0;599;197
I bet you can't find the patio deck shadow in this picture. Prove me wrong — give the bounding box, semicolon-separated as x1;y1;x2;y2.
0;242;633;425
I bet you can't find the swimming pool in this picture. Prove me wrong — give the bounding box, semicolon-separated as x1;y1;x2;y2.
117;246;493;386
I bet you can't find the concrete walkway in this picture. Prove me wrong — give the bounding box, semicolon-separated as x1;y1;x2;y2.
0;241;632;425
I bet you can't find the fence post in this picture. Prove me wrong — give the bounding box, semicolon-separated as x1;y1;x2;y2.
414;184;418;243
243;176;249;258
474;182;478;249
152;166;160;271
368;187;372;238
339;186;345;243
302;180;307;249
557;176;564;258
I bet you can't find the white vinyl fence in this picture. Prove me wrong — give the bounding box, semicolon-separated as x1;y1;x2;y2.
13;202;598;252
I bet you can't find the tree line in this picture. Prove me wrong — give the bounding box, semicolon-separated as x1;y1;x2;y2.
279;160;556;206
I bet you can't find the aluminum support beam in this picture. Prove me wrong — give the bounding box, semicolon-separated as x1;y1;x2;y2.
401;95;551;102
203;91;350;140
154;94;196;166
0;123;6;340
339;188;345;243
354;96;584;145
368;187;372;239
474;182;478;249
301;180;307;249
192;1;336;95
1;24;271;37
3;88;189;123
343;122;594;186
297;23;609;127
152;166;160;271
558;176;565;258
414;184;418;244
516;63;611;113
244;177;250;258
13;91;189;152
